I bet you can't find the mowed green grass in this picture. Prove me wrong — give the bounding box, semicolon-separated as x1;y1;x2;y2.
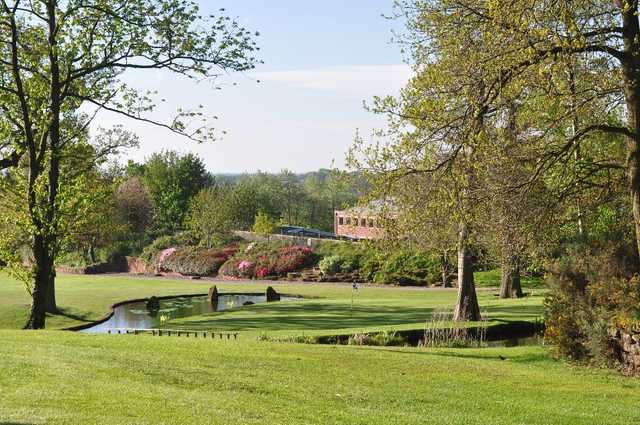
474;269;544;288
166;287;543;336
0;273;216;329
2;274;636;425
1;330;638;425
0;273;544;335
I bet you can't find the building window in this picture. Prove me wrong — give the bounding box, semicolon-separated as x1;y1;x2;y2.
338;217;344;225
346;217;351;225
368;219;374;228
360;218;367;227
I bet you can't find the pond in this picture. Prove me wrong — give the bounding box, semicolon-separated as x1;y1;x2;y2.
81;294;297;334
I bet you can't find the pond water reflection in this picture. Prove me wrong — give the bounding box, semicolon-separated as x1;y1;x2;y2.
82;294;294;333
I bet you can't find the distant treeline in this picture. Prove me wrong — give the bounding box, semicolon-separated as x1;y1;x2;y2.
45;150;365;266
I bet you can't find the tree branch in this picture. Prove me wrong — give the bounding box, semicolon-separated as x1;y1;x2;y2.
0;149;22;170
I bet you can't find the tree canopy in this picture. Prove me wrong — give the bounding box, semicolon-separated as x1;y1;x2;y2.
0;0;260;328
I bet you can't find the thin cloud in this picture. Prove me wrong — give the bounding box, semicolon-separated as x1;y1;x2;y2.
253;64;411;98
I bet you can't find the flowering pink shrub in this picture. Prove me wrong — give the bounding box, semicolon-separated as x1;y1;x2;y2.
219;243;318;280
280;246;313;256
237;260;255;278
238;260;253;271
156;247;176;271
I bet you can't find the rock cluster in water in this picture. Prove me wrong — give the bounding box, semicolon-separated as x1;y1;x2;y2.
146;296;160;311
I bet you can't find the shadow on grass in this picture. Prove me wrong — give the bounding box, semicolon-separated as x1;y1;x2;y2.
51;307;93;323
174;302;437;330
172;301;543;332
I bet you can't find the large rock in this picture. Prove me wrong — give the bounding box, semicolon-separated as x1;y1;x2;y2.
208;286;219;309
266;286;280;302
146;296;160;311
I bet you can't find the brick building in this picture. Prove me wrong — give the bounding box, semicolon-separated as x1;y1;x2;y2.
334;206;385;240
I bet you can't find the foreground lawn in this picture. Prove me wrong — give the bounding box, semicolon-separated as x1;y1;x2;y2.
0;273;543;334
0;330;637;425
1;274;628;425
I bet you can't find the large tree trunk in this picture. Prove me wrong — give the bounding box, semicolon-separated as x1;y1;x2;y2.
499;255;524;299
453;223;481;321
25;282;46;329
632;164;640;258
43;255;57;313
44;1;60;315
88;244;96;264
25;236;50;329
621;2;640;258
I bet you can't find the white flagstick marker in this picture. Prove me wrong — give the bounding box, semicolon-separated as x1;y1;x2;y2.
351;282;358;318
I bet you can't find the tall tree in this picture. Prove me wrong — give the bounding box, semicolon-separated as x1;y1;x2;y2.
116;176;153;235
476;102;558;298
141;151;211;235
0;0;259;328
62;170;128;265
187;184;238;248
280;169;305;226
393;0;639;255
350;0;514;320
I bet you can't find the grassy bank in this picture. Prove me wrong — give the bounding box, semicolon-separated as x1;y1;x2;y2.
2;274;633;425
0;273;215;329
0;330;637;425
0;273;543;334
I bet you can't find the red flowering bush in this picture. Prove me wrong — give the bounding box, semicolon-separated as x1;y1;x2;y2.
274;246;315;275
256;267;270;278
219;243;318;279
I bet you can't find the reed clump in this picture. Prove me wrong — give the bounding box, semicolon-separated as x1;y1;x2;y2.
421;310;488;348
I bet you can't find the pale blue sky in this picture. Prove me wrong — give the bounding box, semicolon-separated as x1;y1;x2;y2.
106;1;411;173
